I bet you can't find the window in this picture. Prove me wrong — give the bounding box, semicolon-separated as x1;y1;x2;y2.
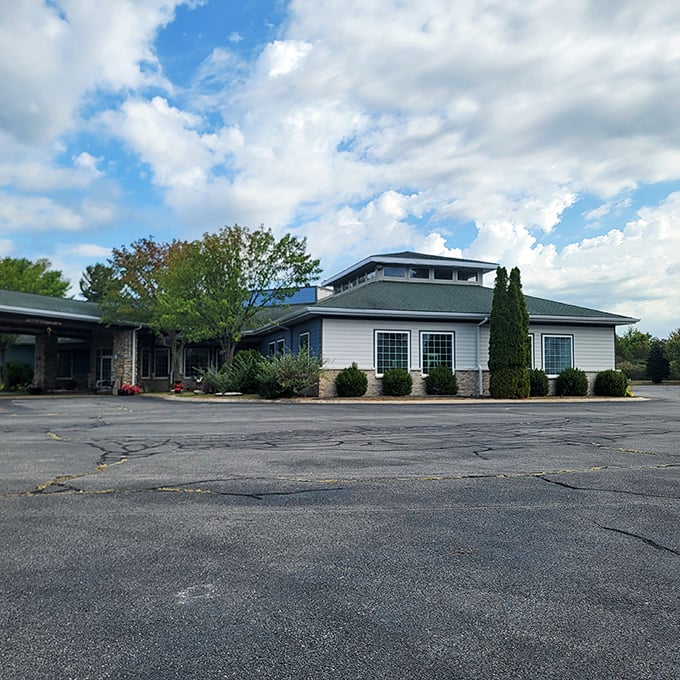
375;331;409;374
433;268;454;280
409;267;430;279
185;347;210;378
382;266;407;278
56;351;73;379
299;332;310;356
457;270;478;282
268;342;276;356
543;335;573;375
141;348;151;378
276;339;285;356
154;348;170;378
420;332;454;374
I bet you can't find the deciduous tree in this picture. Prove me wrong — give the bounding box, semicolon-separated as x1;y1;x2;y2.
163;225;322;366
0;257;69;297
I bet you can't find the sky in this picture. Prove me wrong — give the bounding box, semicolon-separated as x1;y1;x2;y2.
1;0;679;337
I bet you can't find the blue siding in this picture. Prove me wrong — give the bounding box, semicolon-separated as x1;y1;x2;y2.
255;318;322;357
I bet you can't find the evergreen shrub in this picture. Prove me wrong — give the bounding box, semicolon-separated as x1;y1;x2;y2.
335;362;368;397
257;352;323;399
489;367;530;399
229;350;264;393
594;370;628;397
199;366;234;393
424;366;458;395
529;368;549;397
382;367;412;396
555;367;588;396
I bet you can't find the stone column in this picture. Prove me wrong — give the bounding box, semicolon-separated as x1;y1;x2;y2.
112;329;134;388
33;332;58;391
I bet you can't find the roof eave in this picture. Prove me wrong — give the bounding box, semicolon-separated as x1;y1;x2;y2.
529;315;640;326
0;304;103;324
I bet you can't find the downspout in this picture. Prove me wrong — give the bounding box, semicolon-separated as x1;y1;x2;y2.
476;317;489;397
131;325;142;385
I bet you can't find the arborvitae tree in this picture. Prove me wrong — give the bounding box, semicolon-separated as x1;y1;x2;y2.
488;266;531;398
488;267;510;373
647;339;670;384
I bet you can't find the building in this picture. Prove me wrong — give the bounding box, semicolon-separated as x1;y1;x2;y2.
0;252;638;396
246;252;638;397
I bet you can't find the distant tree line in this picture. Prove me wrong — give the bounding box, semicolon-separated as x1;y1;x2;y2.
616;327;680;383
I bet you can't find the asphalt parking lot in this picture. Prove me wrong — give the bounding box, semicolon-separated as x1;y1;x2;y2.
1;385;679;679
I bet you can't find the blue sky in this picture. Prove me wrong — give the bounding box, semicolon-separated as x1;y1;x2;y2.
1;0;679;337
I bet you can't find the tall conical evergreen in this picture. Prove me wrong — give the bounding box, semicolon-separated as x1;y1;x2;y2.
488;266;531;398
488;267;509;373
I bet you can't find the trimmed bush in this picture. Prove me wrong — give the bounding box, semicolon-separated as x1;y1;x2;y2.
489;367;530;399
382;367;412;396
335;363;368;397
529;368;549;397
257;352;323;399
555;367;588;396
594;370;628;397
424;365;458;395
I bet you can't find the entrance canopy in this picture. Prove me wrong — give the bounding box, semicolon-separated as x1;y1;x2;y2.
0;289;107;338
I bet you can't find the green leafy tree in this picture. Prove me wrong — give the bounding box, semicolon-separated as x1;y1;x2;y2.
100;237;190;383
615;327;651;363
0;257;69;297
162;225;322;366
79;263;117;302
664;328;680;379
647;339;670;384
488;266;531;398
0;257;69;389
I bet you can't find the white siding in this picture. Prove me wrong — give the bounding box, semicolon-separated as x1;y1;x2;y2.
531;325;616;372
322;319;616;373
321;318;484;371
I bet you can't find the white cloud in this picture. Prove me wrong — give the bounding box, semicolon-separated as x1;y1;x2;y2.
0;191;117;233
0;239;13;256
0;0;190;146
515;193;680;335
259;40;313;78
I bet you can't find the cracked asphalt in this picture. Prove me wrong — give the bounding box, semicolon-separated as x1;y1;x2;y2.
1;385;679;679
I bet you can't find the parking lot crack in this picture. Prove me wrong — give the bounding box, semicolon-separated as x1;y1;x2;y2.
21;457;128;496
595;523;680;556
539;475;678;500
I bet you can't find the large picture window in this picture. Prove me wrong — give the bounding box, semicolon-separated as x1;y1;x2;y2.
420;332;454;374
543;335;573;375
375;331;409;374
184;347;210;378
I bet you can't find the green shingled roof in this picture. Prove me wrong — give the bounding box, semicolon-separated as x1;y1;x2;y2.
0;288;103;320
288;280;635;323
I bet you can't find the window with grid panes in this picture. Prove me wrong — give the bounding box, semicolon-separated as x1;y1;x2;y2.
375;331;409;374
543;335;573;375
420;332;454;374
